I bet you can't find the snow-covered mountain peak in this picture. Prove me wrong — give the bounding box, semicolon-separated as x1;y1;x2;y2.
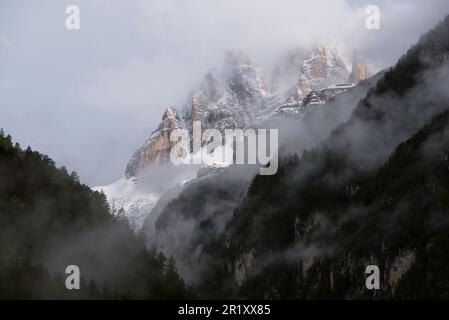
298;45;350;100
125;107;184;178
98;46;367;231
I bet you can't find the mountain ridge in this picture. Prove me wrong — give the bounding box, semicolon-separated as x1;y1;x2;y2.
188;15;449;298
95;46;369;229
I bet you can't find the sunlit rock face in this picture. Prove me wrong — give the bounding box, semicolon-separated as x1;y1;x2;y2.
297;46;350;100
104;46;366;232
183;51;271;135
125;107;184;178
125;47;354;177
349;51;370;84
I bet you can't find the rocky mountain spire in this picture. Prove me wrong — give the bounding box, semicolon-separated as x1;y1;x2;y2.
125;47;362;178
183;50;269;134
125;107;183;178
349;50;370;83
297;46;350;100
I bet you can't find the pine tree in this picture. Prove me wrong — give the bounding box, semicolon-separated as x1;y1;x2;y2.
60;166;68;176
87;280;100;299
117;208;126;223
111;199;116;215
157;252;167;269
164;257;186;299
0;129;189;300
70;171;80;183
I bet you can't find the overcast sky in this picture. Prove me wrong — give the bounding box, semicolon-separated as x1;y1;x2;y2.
1;0;449;186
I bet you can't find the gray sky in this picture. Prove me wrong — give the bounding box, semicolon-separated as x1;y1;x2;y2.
1;0;449;186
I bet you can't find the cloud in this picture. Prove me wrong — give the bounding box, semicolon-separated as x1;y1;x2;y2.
1;0;448;186
79;58;187;112
0;35;13;51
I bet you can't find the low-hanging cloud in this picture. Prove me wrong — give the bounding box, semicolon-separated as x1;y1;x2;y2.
1;0;449;186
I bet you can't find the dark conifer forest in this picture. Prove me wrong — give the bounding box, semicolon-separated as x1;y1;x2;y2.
2;6;449;302
0;131;191;299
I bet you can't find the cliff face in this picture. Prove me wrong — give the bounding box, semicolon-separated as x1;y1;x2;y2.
297;46;350;100
108;46;364;232
126;51;273;178
125;48;354;178
125;107;183;178
349;51;370;83
190;17;449;298
183;51;270;134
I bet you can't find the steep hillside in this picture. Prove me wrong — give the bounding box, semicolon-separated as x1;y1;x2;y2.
187;15;449;298
0;131;190;299
99;46;358;230
147;70;384;286
205;109;449;299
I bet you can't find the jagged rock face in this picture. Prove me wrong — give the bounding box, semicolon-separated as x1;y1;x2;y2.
276;84;356;117
349;51;370;83
227;64;267;106
125;108;183;178
297;46;350;100
303;84;355;106
125;48;355;178
98;46;370;234
184;51;271;134
125;50;270;179
349;63;369;84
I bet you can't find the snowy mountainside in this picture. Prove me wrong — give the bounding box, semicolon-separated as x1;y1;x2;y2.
125;107;185;178
182;50;273;134
93;165;200;231
96;46;370;231
297;46;350;99
93;178;159;230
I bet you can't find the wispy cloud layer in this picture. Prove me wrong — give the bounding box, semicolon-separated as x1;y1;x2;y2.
0;0;448;185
